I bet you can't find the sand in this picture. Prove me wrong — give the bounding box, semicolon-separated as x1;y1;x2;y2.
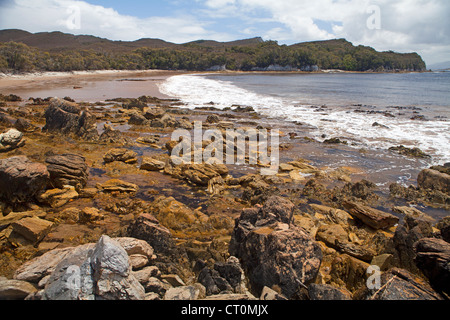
0;70;188;102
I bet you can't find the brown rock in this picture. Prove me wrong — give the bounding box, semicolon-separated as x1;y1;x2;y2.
98;179;139;193
343;201;399;230
140;157;165;171
11;217;53;244
103;148;138;164
0;278;37;300
46;154;88;192
418;169;450;194
37;186;79;208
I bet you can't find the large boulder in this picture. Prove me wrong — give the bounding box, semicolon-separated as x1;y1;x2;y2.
43;98;99;141
0;278;37;300
41;235;145;300
229;196;323;299
45;154;88;192
0;156;49;205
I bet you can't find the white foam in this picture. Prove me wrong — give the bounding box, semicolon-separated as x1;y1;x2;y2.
159;74;450;165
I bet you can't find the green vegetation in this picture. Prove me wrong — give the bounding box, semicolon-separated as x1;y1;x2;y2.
0;37;426;73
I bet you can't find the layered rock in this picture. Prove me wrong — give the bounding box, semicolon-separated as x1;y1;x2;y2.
229;196;323;299
45;154;88;192
103;148;138;164
0;156;49;205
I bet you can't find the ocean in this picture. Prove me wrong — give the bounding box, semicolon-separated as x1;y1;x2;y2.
159;71;450;165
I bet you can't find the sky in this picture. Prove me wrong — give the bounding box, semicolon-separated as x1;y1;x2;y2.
0;0;449;66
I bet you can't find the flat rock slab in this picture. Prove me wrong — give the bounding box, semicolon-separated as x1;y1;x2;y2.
12;216;54;244
343;201;399;230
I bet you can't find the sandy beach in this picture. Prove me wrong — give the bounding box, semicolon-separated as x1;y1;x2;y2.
0;70;187;101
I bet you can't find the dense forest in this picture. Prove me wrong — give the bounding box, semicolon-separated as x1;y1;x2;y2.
0;30;427;73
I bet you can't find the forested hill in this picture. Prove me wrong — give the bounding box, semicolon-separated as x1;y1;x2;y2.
0;29;426;73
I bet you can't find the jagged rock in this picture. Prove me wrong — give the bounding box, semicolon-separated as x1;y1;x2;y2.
103;148;138;164
0;156;49;205
198;267;233;296
129;255;148;270
414;238;450;294
342;201;399;230
128;112;149;126
143;108;165;120
99;124;126;144
308;284;352;300
38;186;79;208
229;196;323;299
309;204;354;226
11;217;53;244
140;157;165;171
98;179;138;193
392;215;434;274
0;278;37;300
45;154;88;192
316;224;348;248
113;237;155;260
132;266;161;285
418;169;450;194
0;210;46;230
0;128;26;152
43;98;99;141
436;216;450;243
360;268;443;300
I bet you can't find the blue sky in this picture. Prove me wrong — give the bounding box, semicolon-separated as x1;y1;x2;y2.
0;0;449;65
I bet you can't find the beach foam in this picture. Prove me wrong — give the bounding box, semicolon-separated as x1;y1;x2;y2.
159;74;450;165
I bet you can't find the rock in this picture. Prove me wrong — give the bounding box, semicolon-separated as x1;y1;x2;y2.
129;254;149;270
43;98;99;141
436;216;450;243
213;257;246;294
88;235;145;300
132;266;161;285
78;187;98;199
392;215;434;274
323;138;347;145
198;267;233;296
361;268;443;300
279;163;296;172
316;224;348;248
78;207;104;224
260;286;288;300
14;118;39;133
113;237;155;259
0;156;49;205
0;128;26;152
46;154;88;192
127;214;175;254
128;112;149;126
342;201;399;230
392;206;435;223
164;286;201;300
308;284;352;300
38;186;79;208
330;254;370;293
99;124;126;144
229;196;323;299
418;169;450;194
0;210;46;230
0;278;37;300
143;108;165;120
140;157;165;171
414;238;450;294
370;254;394;271
171;163;229;187
309;204;353;226
144;277;169;296
202;293;256;300
161;274;185;287
103;148;138;164
98;179;138;193
389;145;430;159
206;114;220;124
259;195;295;225
11;216;53;244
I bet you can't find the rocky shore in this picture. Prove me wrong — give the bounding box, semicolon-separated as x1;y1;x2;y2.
0;92;449;301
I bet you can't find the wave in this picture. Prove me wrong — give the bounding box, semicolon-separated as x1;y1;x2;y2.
159;74;450;165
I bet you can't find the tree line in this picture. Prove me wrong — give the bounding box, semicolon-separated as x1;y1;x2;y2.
0;38;426;73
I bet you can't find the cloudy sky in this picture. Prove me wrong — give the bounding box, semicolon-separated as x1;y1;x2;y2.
0;0;449;65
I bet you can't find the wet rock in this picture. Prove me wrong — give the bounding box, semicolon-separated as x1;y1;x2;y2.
360;268;443;300
308;284;352;300
0;156;50;205
43;98;99;141
418;169;450;194
143;108;165;120
323;138;348;145
0;278;37;300
229;196;323;299
0;128;26;152
11;217;53;244
98;179;139;193
414;238;450;294
140;157;165;171
45;154;88;192
389;145;430;159
342;201;399;230
103;148;138;164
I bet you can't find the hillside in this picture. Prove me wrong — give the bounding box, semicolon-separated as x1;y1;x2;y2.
0;29;426;73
